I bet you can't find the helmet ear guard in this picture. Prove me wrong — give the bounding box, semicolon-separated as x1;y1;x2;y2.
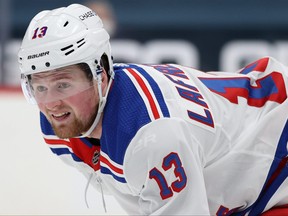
20;73;37;104
95;63;104;87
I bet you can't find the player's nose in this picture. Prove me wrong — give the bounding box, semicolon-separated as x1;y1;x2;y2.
43;99;62;110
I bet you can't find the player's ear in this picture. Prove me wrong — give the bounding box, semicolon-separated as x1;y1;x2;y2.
101;67;108;82
101;67;109;93
100;53;110;76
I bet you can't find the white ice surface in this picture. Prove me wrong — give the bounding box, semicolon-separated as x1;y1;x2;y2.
0;92;126;215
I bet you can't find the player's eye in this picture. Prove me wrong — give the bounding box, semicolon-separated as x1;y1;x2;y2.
57;82;71;89
36;85;48;92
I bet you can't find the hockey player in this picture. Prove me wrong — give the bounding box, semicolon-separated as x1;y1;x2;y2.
18;4;288;215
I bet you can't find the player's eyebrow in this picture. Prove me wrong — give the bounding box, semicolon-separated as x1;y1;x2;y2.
31;71;75;83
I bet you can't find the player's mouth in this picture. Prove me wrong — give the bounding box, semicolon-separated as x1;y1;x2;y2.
52;112;71;121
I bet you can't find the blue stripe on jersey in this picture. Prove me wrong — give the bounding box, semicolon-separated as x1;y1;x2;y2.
101;64;170;173
129;64;170;118
40;112;94;163
40;112;55;135
200;77;278;99
101;167;127;183
241;62;258;75
40;113;94;148
101;70;151;165
50;147;82;162
233;120;288;216
247;120;288;216
79;137;93;148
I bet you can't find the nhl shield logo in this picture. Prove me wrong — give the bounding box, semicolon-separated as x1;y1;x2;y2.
92;150;100;165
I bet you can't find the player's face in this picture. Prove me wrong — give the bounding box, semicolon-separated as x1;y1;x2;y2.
31;65;99;138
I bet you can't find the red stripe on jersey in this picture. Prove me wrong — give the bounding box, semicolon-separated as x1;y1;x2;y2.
69;138;100;171
44;137;100;171
264;156;288;193
100;155;123;175
262;204;288;216
126;68;160;119
251;57;269;73
44;138;72;148
240;57;269;74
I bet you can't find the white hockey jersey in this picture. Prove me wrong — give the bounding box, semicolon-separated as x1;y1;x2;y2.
40;57;288;215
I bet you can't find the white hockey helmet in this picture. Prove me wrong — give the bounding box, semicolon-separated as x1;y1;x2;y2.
18;3;114;104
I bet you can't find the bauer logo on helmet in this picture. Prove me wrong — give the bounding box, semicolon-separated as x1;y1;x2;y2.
27;51;49;60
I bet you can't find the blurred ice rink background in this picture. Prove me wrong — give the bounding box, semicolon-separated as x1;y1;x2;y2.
2;0;288;214
0;91;126;215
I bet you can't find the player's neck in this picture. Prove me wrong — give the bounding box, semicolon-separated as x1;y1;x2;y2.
87;114;103;139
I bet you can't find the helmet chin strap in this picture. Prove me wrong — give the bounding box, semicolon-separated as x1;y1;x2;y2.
78;67;114;138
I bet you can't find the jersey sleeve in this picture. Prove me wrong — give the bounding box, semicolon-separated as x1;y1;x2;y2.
124;118;210;215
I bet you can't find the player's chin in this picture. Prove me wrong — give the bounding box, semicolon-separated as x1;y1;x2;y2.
53;126;78;139
52;117;88;139
51;123;78;139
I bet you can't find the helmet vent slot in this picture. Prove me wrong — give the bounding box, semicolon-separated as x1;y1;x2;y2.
77;38;85;48
61;44;73;51
77;42;85;48
63;21;69;27
61;44;74;56
64;49;75;56
60;38;86;56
